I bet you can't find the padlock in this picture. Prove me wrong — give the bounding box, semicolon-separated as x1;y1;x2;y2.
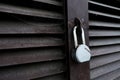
72;19;91;63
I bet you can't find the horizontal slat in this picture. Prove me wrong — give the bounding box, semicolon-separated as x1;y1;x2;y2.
89;10;120;19
0;37;64;49
33;0;62;6
0;22;63;34
90;38;120;46
32;73;66;80
0;61;65;80
89;1;120;11
90;52;120;69
89;21;120;28
0;3;63;19
89;30;120;37
114;76;120;80
90;60;120;79
93;68;120;80
91;45;120;56
0;48;64;67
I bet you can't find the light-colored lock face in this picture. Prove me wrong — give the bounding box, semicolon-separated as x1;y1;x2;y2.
76;44;91;63
73;25;91;63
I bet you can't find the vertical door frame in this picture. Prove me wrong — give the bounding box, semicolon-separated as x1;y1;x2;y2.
64;0;90;80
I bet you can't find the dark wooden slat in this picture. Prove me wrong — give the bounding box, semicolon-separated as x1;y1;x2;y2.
0;37;64;49
0;48;65;67
89;30;120;37
114;76;120;80
89;10;120;19
89;1;120;11
0;61;65;80
93;68;120;80
89;21;120;28
90;60;120;79
32;73;66;80
90;38;120;46
0;22;63;34
33;0;62;6
0;3;63;19
91;45;120;56
90;52;120;69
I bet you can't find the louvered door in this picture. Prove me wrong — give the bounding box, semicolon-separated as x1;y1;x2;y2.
0;0;67;80
89;0;120;80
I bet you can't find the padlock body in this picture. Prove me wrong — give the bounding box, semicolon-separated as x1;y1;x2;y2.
75;44;91;63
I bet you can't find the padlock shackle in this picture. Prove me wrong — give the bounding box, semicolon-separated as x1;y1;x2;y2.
73;18;86;48
81;27;86;45
73;26;78;48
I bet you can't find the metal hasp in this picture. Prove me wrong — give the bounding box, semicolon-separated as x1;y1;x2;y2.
66;0;90;80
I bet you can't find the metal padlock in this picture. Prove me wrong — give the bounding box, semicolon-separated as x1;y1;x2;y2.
72;20;91;63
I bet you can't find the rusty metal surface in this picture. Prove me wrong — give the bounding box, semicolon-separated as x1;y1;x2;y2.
66;0;90;80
